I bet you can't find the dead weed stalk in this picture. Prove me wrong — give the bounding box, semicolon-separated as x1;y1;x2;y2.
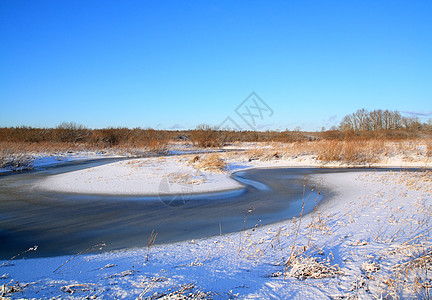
146;229;158;262
53;243;106;273
284;178;307;281
0;246;38;268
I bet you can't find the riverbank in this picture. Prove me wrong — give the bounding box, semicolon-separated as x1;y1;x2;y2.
1;169;431;298
32;143;432;195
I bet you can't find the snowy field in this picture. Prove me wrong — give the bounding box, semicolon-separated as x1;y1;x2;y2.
1;142;432;299
1;168;432;299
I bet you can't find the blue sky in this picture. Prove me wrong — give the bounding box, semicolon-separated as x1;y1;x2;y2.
1;1;431;131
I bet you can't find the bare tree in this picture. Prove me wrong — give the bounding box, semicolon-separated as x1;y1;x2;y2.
339;109;420;132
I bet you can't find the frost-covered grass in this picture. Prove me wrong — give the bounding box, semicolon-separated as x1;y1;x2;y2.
0;153;34;171
1;170;431;299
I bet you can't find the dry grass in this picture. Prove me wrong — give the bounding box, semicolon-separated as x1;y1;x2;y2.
427;140;432;157
375;170;432;193
165;171;205;185
1;280;33;298
194;153;227;172
141;283;210;299
315;140;381;165
146;229;158;262
0;153;34;170
244;148;280;161
0;139;168;171
0;246;38;268
0;141;93;154
54;243;106;273
382;246;432;299
285;253;343;279
235;139;393;165
315;140;345;162
2;136;431;172
0;127;170;157
218;138;432;168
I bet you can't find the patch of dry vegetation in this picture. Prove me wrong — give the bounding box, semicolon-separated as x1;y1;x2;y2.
189;124;226;148
427;140;432;157
315;140;381;165
165;171;205;185
227;138;431;167
0;126;171;154
0;152;34;170
1;119;431;172
372;170;432;194
244;148;281;161
192;153;227;172
286;253;343;279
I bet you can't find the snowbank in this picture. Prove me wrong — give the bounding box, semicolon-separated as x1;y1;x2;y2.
34;156;244;195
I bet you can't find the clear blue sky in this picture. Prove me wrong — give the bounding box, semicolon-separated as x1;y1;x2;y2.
1;1;431;131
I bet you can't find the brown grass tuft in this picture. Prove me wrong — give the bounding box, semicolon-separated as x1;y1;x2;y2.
316;140;381;165
195;153;226;172
426;140;432;157
245;148;280;161
315;141;344;162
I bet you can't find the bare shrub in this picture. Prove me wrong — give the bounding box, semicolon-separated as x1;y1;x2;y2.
56;122;89;143
91;127;122;147
190;124;225;148
126;128;169;151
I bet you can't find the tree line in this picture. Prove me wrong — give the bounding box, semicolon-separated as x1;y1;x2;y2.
339;109;428;132
0;110;431;148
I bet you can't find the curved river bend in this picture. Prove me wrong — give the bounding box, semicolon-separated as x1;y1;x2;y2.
0;159;409;259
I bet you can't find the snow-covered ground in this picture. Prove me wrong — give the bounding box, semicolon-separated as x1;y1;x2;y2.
33;146;432;196
1;169;431;299
34;156;243;195
1;142;432;298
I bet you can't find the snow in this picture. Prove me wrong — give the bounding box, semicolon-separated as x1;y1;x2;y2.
2;169;431;299
34;156;244;195
33;149;432;197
